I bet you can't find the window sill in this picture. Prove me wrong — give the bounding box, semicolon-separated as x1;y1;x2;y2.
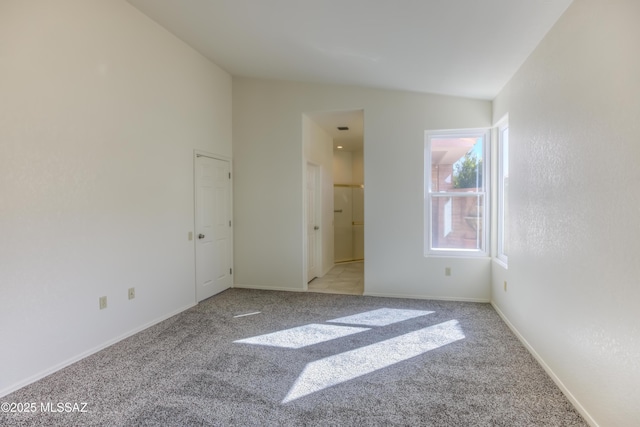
426;253;491;260
493;258;508;269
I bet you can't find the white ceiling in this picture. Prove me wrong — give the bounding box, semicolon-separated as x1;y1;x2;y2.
128;0;573;100
307;109;364;152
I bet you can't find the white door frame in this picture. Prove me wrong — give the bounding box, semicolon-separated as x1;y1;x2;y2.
305;162;322;283
304;162;322;288
194;150;233;301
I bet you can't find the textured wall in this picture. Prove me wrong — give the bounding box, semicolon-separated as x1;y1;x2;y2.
0;0;231;395
492;0;640;425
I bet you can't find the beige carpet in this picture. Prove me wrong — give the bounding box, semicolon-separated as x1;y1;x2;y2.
2;289;586;426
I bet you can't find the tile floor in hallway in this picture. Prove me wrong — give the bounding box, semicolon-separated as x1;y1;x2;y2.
307;261;364;295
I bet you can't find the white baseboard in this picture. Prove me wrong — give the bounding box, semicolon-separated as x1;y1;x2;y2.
490;302;598;427
364;291;490;303
0;302;196;398
233;284;306;292
232;286;489;302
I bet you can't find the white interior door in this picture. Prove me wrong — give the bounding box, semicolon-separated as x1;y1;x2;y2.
195;154;232;301
307;163;319;282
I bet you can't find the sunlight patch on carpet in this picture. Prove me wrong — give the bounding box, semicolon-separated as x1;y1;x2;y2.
282;319;465;403
327;308;434;326
234;324;370;349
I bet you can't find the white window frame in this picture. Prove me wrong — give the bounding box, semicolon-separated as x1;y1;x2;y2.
424;128;490;258
496;117;509;265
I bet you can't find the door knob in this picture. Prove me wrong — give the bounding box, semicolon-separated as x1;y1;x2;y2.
314;226;319;230
198;234;205;239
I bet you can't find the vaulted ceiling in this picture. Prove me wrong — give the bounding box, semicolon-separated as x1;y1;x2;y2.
128;0;573;101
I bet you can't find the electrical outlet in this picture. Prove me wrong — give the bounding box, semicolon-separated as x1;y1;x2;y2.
504;281;507;292
99;296;107;310
128;287;135;300
445;267;451;276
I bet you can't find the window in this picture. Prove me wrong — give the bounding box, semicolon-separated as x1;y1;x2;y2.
497;118;509;264
425;129;489;256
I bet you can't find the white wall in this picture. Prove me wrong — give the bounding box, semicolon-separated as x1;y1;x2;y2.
0;0;231;396
491;1;640;425
233;78;492;300
333;149;364;185
303;115;334;277
333;151;354;184
352;149;364;185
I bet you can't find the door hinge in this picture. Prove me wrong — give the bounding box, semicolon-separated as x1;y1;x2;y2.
230;268;232;275
228;172;231;179
229;220;232;227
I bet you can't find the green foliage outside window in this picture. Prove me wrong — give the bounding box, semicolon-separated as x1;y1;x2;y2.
453;153;482;189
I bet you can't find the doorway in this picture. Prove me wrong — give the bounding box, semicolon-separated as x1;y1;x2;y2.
304;109;364;295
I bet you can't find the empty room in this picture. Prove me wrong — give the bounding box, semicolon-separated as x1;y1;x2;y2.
1;1;638;426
